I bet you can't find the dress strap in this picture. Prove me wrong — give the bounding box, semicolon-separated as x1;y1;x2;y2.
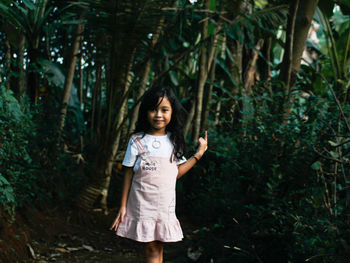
132;135;147;158
170;149;175;163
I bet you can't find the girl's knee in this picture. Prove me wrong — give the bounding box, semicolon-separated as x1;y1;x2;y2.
145;241;163;258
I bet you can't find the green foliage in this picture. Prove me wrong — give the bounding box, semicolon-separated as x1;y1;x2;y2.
182;87;350;262
0;173;15;215
0;86;36;211
0;85;84;213
1;0;350;261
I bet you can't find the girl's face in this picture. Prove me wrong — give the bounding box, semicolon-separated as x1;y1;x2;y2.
147;96;172;135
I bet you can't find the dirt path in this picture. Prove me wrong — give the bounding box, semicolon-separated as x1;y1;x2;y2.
22;209;196;263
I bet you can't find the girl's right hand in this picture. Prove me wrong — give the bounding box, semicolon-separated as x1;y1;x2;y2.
109;207;126;231
196;131;208;157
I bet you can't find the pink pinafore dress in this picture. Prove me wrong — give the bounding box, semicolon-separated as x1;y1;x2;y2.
116;135;184;242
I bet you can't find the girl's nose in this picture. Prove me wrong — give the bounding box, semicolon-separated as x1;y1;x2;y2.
155;110;162;117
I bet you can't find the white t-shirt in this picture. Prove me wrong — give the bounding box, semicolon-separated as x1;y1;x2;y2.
122;132;187;171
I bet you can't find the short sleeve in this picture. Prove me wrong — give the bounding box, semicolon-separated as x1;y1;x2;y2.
176;155;187;165
122;137;139;167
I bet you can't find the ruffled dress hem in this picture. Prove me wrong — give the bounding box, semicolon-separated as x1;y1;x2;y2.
116;216;184;243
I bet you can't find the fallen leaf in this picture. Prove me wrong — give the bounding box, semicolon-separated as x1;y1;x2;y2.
82;244;94;251
57;242;67;247
55;247;70;253
26;243;36;259
66;247;81;251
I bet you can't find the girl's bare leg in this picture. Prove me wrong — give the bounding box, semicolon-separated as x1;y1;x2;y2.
144;241;164;263
159;242;163;263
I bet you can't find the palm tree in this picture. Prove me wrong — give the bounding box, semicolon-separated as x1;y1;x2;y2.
0;0;55;103
0;0;82;104
75;0;177;211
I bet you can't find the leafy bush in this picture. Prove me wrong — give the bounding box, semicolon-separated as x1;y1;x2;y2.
0;86;84;214
0;173;15;215
182;90;350;262
0;86;37;212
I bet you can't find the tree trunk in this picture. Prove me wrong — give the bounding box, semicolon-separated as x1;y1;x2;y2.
76;1;177;211
226;0;249;86
229;38;243;89
260;37;272;83
192;0;209;142
27;45;40;104
243;39;264;92
201;52;217;131
201;26;221;131
280;0;319;121
76;50;135;211
5;37;11;91
214;97;222;126
58;21;85;134
45;27;51;61
18;34;25;97
280;0;300;90
99;50;135;210
76;4;136;209
184;101;196;139
79;55;84;109
228;37;243;124
128;16;165;135
90;62;102;139
226;0;249;123
241;39;264;129
292;0;319;76
192;45;207;142
258;37;273;98
5;26;25;96
96;69;103;140
83;69;90;114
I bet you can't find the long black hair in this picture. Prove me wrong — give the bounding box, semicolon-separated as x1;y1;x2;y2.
134;87;186;159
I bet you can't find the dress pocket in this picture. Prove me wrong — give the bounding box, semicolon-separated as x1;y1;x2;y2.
140;159;161;189
137;158;161;218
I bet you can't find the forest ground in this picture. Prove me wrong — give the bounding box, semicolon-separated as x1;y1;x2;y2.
0;208;199;263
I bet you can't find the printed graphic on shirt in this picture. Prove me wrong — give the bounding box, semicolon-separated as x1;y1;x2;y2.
142;160;159;171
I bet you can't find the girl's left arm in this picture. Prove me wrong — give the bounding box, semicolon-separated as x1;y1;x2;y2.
177;131;208;179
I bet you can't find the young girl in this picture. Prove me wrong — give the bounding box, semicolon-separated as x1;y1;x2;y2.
110;87;208;263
